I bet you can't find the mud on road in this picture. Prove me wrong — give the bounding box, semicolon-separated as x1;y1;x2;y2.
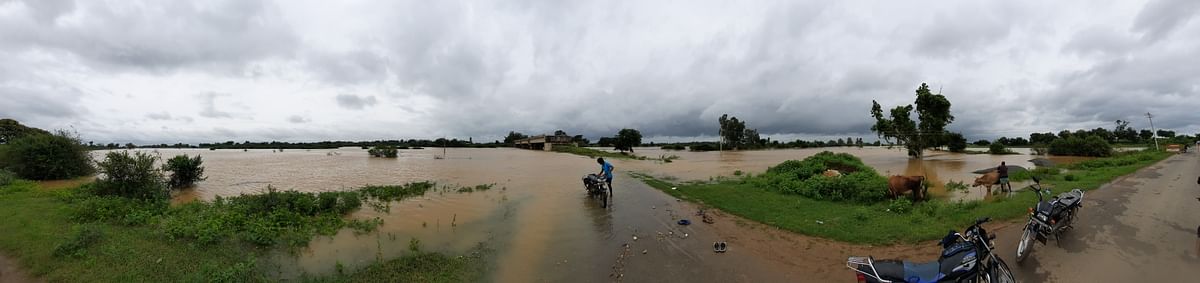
991;152;1200;282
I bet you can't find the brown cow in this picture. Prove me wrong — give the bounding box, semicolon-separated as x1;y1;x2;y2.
888;175;926;201
972;172;1001;192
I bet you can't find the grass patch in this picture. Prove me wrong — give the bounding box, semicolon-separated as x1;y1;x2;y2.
0;181;491;282
551;145;634;159
633;149;1171;244
311;243;491;283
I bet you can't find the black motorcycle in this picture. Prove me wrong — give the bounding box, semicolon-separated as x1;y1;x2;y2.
1015;176;1083;263
847;218;1015;283
581;174;609;208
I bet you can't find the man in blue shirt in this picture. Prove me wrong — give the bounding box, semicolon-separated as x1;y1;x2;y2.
597;157;614;197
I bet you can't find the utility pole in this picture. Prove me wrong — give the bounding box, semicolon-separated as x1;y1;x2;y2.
1146;112;1159;150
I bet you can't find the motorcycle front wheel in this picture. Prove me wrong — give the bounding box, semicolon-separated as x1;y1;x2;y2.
989;257;1017;283
1016;226;1034;263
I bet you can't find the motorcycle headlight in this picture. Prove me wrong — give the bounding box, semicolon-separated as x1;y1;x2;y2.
1038;214;1048;221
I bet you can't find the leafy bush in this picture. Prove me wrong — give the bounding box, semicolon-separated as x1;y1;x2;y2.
163;154;206;189
94;151;168;200
1064;174;1078;181
369;145;399;158
0;130;94;180
1049;136;1113;157
887;198;913;214
753;151;889;203
988;143;1010;155
53;225;104;258
68;193;166;226
0;169;15;187
689;143;719;152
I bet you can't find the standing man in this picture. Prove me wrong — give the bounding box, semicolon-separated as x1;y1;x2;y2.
997;161;1010;192
597;157;614;197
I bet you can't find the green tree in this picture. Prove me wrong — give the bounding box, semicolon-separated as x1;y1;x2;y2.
945;132;967;152
0;119;50;144
0;130;94;180
503;131;528;144
870;83;954;158
613;129;642;153
163;154;206;189
94;151;167;200
718;114;746;150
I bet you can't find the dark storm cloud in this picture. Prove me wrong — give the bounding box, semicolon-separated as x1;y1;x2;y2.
0;0;297;72
335;94;377;110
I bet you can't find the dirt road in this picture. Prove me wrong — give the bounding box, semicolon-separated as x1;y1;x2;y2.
0;253;38;283
992;151;1200;282
612;151;1199;282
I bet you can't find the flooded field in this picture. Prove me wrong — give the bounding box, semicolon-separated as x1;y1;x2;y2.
99;147;1094;281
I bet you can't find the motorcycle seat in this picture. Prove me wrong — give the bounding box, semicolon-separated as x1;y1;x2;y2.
864;259;942;283
1056;189;1082;207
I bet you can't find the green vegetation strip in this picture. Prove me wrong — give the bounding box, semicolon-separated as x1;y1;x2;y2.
551;145;636;159
633;150;1171;245
0;181;492;282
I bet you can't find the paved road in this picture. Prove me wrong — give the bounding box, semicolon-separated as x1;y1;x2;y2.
992;151;1200;282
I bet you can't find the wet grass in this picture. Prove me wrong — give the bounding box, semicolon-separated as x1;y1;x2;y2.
633;150;1171;244
0;181;491;282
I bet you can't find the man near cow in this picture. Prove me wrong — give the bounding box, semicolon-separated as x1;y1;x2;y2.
997;161;1010;192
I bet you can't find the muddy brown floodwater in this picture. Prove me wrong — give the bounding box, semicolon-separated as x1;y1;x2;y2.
95;147;1092;282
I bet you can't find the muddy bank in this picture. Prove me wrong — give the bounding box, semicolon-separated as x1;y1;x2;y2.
0;253;40;283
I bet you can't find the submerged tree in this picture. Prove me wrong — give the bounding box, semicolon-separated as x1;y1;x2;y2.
870;83;955;158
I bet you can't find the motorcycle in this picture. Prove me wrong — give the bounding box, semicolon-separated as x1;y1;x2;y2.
581;174;609;208
1015;176;1083;263
847;217;1015;283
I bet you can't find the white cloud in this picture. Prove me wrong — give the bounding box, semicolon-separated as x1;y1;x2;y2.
0;0;1197;144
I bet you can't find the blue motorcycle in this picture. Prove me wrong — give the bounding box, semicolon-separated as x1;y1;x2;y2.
846;218;1015;283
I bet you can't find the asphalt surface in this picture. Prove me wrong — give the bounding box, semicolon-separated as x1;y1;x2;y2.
992;151;1200;282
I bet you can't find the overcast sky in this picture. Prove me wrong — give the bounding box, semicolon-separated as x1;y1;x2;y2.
2;0;1198;144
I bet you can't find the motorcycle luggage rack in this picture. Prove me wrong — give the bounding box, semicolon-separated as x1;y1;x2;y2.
846;256;893;283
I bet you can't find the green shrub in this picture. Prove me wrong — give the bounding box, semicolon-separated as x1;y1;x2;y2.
68;194;166;226
1064;174;1078;181
163;154;206;189
369;145;399;158
0;130;94;180
53;225;104;258
988;143;1010;155
94;151;168;201
755;151;889;203
1049;136;1113;157
887;198;913;214
944;180;968;192
0;169;15;187
689;143;719;152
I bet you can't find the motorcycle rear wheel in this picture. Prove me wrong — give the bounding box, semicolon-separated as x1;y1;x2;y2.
1016;227;1034;263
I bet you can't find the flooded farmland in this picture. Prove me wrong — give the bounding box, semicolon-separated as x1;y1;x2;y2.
108;146;1094;281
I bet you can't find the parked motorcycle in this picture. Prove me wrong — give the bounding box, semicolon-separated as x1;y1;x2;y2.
581;174;609;208
847;217;1015;283
1015;176;1083;263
